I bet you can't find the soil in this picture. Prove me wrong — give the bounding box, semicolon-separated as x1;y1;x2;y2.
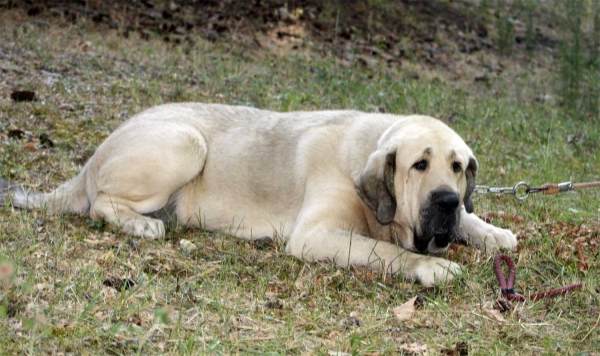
3;0;560;83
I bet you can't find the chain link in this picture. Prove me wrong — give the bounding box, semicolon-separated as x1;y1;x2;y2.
475;181;574;201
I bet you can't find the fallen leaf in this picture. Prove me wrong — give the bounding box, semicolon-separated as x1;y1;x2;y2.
59;103;76;111
498;166;505;177
0;261;14;278
34;283;50;291
392;296;417;322
23;142;40;151
11;319;23;331
576;242;588;272
483;307;505;322
94;311;109;321
84;236;118;246
327;351;351;356
398;342;429;355
79;40;92;52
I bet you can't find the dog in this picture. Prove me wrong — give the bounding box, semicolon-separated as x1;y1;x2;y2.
0;103;517;286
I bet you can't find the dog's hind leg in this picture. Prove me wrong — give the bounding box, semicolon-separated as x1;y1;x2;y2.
91;194;167;238
88;123;207;239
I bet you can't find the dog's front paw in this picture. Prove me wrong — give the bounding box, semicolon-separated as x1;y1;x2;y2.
490;226;518;251
460;209;518;252
411;257;462;287
467;224;517;252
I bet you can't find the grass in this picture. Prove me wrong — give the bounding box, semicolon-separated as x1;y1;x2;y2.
1;8;599;355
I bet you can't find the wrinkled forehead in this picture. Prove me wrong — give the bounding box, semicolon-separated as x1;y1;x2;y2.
395;124;473;162
418;145;471;163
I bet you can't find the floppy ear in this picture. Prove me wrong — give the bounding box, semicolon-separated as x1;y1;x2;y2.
356;148;397;225
463;157;478;213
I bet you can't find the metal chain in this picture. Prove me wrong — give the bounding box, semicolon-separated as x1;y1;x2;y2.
475;181;559;200
474;181;598;201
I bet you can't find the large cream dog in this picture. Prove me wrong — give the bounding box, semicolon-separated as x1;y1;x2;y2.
1;103;517;286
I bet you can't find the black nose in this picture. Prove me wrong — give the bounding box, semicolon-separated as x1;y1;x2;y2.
434;233;452;248
433;190;460;211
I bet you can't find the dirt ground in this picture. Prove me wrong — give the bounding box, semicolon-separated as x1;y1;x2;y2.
5;0;560;84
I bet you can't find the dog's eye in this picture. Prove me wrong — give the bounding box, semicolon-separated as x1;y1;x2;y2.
452;162;462;173
413;160;428;171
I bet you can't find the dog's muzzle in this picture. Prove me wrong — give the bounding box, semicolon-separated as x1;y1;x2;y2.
414;189;461;253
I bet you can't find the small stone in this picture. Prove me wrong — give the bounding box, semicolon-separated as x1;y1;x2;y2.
180;239;197;253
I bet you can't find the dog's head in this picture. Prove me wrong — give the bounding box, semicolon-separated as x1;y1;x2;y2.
356;116;477;254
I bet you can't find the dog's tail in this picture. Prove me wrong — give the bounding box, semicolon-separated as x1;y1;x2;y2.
0;169;90;214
